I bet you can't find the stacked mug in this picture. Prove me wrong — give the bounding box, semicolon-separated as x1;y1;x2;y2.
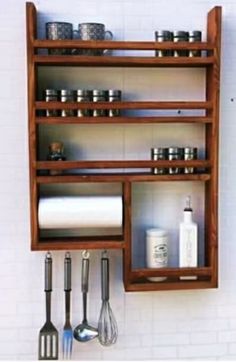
46;22;113;55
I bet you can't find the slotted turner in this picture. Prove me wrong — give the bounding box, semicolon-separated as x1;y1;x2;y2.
39;252;59;360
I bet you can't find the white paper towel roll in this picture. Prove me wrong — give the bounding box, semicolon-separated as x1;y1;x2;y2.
38;196;123;229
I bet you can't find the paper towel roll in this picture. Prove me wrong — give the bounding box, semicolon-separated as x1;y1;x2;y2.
38;196;123;229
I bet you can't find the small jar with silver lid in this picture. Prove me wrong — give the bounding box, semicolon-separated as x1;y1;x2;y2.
92;90;107;117
151;147;167;174
183;147;198;174
76;89;92;117
188;31;202;57
173;31;188;57
167;147;184;174
155;30;173;57
60;89;75;117
107;90;122;117
44;89;59;117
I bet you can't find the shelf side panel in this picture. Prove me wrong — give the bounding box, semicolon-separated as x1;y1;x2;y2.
26;2;39;249
205;6;222;286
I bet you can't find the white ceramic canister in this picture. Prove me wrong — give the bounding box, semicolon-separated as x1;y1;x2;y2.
146;228;168;282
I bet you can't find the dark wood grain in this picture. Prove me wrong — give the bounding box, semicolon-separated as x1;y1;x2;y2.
35;160;211;170
34;55;215;67
36;173;211;184
34;39;214;50
26;2;38;250
36;116;212;124
35;100;212;110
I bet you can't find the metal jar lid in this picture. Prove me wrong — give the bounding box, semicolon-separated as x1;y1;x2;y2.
189;30;202;40
151;147;167;155
183;147;198;154
60;89;74;96
92;89;107;97
76;89;92;97
45;89;58;96
108;89;121;97
146;228;168;238
173;30;187;39
168;146;183;154
155;30;173;39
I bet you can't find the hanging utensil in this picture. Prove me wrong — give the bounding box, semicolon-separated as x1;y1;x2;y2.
98;251;118;346
62;252;73;359
73;251;98;342
39;252;59;360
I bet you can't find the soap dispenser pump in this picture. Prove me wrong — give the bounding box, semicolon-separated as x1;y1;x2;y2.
179;196;198;280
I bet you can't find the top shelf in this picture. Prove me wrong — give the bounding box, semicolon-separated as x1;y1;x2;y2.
27;2;221;68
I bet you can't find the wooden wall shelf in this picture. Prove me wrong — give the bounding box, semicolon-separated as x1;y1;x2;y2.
26;2;221;291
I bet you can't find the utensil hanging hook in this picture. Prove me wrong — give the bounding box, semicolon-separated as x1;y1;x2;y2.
82;250;90;259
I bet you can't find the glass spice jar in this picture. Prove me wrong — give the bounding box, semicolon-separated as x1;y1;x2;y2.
76;89;92;117
44;89;59;117
60;89;75;117
107;90;122;117
151;147;167;174
92;90;107;117
155;30;173;57
183;147;198;174
173;31;188;57
47;141;66;175
188;31;202;57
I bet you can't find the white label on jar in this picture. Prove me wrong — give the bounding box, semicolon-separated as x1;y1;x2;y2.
153;243;168;267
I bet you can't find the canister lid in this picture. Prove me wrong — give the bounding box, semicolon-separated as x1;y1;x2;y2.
76;89;92;97
108;89;122;97
92;89;107;96
146;228;167;237
189;30;202;38
155;30;173;38
60;89;74;96
183;147;198;154
44;89;58;96
151;147;167;155
173;30;187;38
168;146;182;154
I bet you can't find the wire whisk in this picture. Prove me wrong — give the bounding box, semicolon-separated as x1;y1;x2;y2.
98;251;118;346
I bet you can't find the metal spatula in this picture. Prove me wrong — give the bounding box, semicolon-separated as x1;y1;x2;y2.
39;252;59;360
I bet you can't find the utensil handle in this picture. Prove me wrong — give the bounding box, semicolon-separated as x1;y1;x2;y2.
81;258;89;293
101;257;109;301
45;252;52;292
64;252;71;291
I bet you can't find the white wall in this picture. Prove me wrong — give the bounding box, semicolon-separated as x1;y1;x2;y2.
0;0;235;360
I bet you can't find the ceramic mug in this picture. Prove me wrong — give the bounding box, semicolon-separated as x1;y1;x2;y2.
46;22;74;55
75;23;113;55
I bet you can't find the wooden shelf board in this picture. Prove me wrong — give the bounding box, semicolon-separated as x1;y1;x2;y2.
36;116;213;124
34;39;215;50
34;55;215;67
35;100;212;110
124;279;215;292
36;173;211;183
130;266;212;279
35;160;211;170
33;235;125;251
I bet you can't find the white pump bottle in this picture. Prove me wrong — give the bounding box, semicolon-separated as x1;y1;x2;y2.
179;196;198;280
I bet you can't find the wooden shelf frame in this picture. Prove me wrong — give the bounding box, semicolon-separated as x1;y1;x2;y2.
26;2;221;291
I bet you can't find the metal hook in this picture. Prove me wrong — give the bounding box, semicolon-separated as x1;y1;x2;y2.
65;251;71;259
46;251;52;259
82;250;90;259
102;250;108;258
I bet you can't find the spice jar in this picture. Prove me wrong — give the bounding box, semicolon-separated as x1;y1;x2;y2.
47;142;66;175
60;89;75;117
44;89;58;117
151;147;167;174
146;228;168;282
155;30;173;57
168;147;183;174
188;31;202;57
92;90;107;117
76;89;92;117
107;90;122;117
183;147;198;174
173;31;188;57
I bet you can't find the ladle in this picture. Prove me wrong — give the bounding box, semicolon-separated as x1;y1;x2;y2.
73;251;98;342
